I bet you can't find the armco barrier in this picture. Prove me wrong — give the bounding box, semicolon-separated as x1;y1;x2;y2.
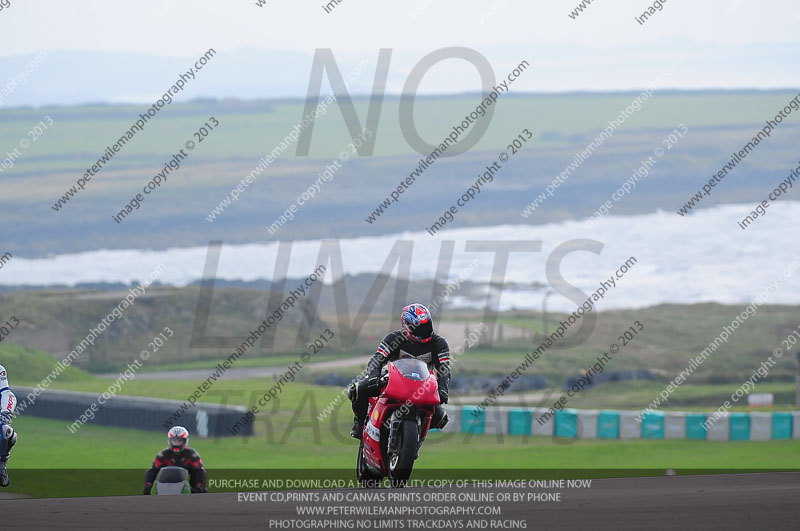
14;386;253;437
450;405;796;441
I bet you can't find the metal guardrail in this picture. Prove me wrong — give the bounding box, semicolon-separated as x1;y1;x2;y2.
14;386;253;437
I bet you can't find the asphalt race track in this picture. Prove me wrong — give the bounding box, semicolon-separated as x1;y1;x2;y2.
1;473;798;530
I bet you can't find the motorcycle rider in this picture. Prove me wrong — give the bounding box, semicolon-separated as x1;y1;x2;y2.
143;426;207;494
349;303;450;439
0;364;17;487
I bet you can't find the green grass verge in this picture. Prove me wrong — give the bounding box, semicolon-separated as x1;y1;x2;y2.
0;344;92;382
6;414;799;498
13;414;800;470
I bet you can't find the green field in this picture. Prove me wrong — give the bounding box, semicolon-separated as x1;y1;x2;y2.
2;90;798;256
3;91;794;177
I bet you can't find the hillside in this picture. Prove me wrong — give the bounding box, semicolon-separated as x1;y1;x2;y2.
0;285;797;385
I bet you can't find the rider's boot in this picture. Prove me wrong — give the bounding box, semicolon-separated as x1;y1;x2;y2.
350;416;364;439
0;424;15;488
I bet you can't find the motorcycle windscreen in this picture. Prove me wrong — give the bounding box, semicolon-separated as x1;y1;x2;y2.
384;359;440;405
153;466;190;495
392;358;430;380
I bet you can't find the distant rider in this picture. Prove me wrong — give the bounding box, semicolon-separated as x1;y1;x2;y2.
143;426;207;494
0;364;17;487
349;303;450;438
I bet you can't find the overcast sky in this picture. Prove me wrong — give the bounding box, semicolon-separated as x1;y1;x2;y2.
1;0;799;94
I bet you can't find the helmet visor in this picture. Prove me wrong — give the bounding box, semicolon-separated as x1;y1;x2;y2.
407;319;433;342
169;436;186;448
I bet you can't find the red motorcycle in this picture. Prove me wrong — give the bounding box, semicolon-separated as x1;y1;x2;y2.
356;357;440;488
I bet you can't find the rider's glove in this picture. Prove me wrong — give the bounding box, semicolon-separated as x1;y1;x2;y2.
143;482;152;495
438;390;448;404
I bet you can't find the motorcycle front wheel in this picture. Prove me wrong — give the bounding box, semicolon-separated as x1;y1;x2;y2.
387;419;418;488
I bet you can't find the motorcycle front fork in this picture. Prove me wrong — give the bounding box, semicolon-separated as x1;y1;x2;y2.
415;436;426;460
387;413;403;453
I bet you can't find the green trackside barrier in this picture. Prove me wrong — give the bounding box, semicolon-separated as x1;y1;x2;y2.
461;406;485;434
686;413;707;440
730;413;752;440
641;411;665;439
729;413;750;441
554;409;578;438
597;410;620;439
772;412;793;439
508;409;532;436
